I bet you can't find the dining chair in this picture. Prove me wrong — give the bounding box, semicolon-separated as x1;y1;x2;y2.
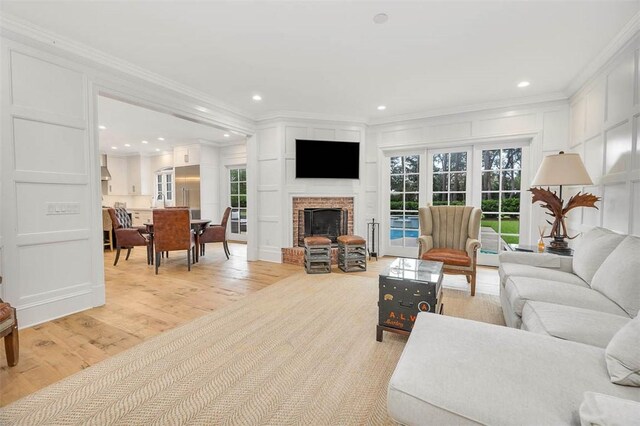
0;285;19;367
153;208;196;274
108;208;152;266
199;207;232;259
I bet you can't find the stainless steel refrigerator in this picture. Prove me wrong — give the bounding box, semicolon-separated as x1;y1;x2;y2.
175;165;201;219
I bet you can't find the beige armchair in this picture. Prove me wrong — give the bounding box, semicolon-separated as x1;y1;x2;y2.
418;206;482;296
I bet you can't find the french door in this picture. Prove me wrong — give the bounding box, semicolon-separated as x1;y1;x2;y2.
229;167;247;241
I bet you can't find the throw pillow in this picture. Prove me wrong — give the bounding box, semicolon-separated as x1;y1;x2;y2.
605;314;640;386
591;235;640;317
572;227;625;286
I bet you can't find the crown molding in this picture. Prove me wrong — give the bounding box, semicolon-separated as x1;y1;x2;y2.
565;10;640;97
256;110;367;126
367;92;568;127
0;12;256;124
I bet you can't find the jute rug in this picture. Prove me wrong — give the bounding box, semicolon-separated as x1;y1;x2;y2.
0;273;503;425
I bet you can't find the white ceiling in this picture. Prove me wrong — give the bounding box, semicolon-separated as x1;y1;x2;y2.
2;1;639;121
97;95;245;155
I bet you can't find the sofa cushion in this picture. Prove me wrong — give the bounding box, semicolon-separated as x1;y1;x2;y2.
421;248;471;267
606;315;640;386
522;301;630;348
505;276;629;319
579;392;640;426
572;227;625;286
388;314;640;426
500;263;588;288
591;235;640;318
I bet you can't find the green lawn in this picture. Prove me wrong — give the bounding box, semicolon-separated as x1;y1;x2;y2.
481;219;519;244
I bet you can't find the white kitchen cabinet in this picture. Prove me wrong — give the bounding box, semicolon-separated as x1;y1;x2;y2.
130;209;153;226
173;144;200;167
107;155;128;195
127;155;151;195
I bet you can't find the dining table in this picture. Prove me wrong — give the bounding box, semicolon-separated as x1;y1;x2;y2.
144;219;212;263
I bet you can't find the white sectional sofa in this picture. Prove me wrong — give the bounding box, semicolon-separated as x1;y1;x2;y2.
387;227;640;425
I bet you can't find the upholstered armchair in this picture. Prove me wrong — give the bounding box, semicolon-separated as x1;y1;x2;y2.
107;208;151;266
153;208;196;274
199;207;232;259
418;205;482;296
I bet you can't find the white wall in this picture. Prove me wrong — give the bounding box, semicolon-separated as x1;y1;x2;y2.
253;119;367;262
199;144;220;221
568;33;640;236
0;39;104;325
367;100;571;254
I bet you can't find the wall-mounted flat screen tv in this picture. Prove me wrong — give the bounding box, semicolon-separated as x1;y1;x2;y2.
295;139;360;179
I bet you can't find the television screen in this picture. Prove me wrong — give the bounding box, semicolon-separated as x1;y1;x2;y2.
295;139;360;179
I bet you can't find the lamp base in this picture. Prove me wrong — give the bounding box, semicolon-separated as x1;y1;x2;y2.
546;236;573;255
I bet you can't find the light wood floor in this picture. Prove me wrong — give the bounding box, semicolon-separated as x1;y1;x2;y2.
0;244;500;406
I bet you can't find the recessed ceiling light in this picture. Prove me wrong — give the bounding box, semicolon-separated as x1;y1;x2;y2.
124;143;131;147
517;81;530;88
377;105;387;111
373;13;389;24
155;148;160;152
141;140;148;144
98;125;106;130
252;94;262;101
157;137;164;141
223;133;230;138
111;146;117;150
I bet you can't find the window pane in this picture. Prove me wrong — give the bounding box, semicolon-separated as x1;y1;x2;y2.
239;195;247;208
404;193;419;211
433;153;449;172
481;172;500;191
433;174;448;191
390;157;403;174
481;193;500;213
501;170;521;191
501;148;522;169
450;193;466;205
405;155;420;173
405;212;419;229
390;175;403;192
404;230;419;247
501;192;521;214
166;191;172;200
230;169;239;182
240;209;247;219
433;193;448;206
230;182;239;195
166;175;172;183
390;193;403;211
231;196;239;207
239;169;246;181
482;150;500;171
157;175;162;183
449;173;466;192
239;182;246;195
450;152;467;171
500;217;520;236
405;174;419;192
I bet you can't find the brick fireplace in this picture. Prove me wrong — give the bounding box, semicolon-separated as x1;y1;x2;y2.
282;196;354;265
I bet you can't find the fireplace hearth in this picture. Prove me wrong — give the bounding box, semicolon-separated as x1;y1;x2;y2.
298;208;347;246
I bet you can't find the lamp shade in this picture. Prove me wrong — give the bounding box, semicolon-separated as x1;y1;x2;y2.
531;152;593;186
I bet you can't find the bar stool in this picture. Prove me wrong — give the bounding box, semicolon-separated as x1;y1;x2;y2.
337;235;367;272
303;236;332;274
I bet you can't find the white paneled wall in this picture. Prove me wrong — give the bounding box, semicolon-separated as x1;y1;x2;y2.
1;41;104;326
367;101;570;254
252;120;366;262
569;34;640;235
199;144;220;222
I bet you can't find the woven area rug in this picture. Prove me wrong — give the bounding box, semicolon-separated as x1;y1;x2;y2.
1;273;503;425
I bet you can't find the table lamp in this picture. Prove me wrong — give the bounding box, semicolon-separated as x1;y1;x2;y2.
529;151;599;254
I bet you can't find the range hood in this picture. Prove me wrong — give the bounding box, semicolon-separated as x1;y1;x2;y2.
100;154;112;181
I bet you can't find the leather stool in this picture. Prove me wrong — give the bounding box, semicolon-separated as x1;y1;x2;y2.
337;235;367;272
303;236;332;274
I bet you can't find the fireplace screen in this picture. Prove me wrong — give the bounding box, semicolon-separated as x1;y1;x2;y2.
298;208;348;246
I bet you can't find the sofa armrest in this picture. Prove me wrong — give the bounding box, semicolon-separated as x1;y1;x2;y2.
499;251;573;272
417;235;433;258
580;392;640;426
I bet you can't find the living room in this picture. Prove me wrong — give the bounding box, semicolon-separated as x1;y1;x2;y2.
1;1;639;424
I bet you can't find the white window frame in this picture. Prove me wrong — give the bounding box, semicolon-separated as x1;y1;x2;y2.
426;146;472;207
228;166;247;241
155;168;174;205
